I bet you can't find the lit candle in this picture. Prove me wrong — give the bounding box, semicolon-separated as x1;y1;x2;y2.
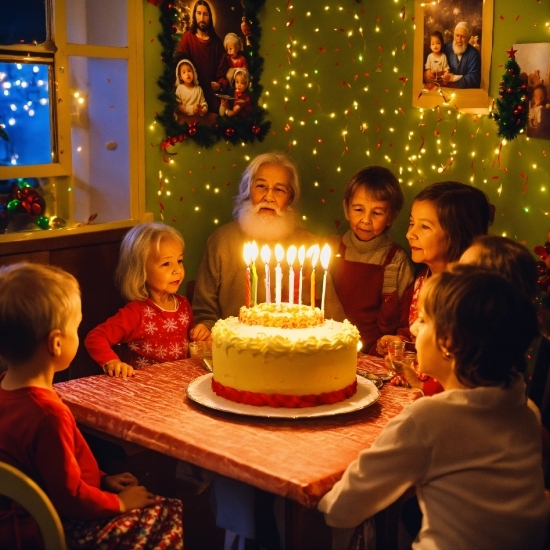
320;243;331;314
243;243;251;308
250;241;258;306
286;245;297;305
275;244;284;306
306;245;320;309
297;245;305;306
261;245;271;304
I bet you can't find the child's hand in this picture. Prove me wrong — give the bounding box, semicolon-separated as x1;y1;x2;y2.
104;360;135;378
376;335;402;356
118;485;156;512
102;472;138;493
190;324;211;342
193;104;201;114
211;81;220;90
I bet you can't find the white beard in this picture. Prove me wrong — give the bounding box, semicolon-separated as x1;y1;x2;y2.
237;201;297;242
453;41;467;56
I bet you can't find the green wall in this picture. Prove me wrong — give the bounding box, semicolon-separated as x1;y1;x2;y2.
144;0;550;282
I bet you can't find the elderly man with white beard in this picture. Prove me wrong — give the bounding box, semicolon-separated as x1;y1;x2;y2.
426;21;481;89
192;150;329;331
192;151;340;550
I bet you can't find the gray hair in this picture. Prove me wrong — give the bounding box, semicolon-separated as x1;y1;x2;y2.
224;32;243;52
233;151;301;219
116;223;185;302
455;21;470;36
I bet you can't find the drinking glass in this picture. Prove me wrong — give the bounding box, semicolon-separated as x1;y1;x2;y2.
403;351;417;368
189;341;212;358
387;341;406;373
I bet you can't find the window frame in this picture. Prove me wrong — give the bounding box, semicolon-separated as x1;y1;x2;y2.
0;0;145;224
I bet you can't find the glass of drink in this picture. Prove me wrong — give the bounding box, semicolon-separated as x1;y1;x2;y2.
387;341;406;373
189;341;212;358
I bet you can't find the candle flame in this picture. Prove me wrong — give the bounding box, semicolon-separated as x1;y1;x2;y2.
297;245;306;266
286;245;297;266
320;243;331;270
260;244;271;264
306;244;320;267
250;241;259;262
275;244;284;263
243;242;251;265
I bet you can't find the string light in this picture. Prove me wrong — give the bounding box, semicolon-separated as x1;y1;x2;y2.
140;0;549;249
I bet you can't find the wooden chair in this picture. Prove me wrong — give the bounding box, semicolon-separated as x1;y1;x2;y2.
0;461;66;550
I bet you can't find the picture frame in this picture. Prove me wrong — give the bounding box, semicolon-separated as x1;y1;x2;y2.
412;0;493;114
514;43;550;141
155;0;270;149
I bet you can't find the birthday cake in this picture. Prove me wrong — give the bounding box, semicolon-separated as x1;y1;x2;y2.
211;303;361;408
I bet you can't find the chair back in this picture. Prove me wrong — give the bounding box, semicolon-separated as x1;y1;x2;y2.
0;461;66;550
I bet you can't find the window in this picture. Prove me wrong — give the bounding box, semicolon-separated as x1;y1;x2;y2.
0;0;144;236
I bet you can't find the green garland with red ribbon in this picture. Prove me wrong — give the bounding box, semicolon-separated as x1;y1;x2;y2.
153;0;270;150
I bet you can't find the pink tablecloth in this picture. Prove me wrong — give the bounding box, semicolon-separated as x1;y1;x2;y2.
54;356;420;507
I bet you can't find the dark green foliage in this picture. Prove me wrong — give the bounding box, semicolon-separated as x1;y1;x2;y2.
491;51;528;141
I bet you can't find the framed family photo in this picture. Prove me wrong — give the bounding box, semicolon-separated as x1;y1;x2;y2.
412;0;494;114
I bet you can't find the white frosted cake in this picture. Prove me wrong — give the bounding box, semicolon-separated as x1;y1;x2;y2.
211;303;360;408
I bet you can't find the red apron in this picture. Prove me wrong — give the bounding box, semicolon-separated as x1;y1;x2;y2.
330;239;400;352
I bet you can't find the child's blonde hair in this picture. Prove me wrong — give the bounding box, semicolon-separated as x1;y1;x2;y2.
0;263;80;364
224;32;243;52
232;68;250;88
116;223;185;302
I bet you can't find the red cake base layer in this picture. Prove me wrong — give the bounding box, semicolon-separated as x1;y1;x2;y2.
211;378;358;408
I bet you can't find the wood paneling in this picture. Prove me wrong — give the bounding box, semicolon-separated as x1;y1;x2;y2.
0;228;130;381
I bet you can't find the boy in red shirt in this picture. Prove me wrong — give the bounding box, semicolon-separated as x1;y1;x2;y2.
0;263;183;549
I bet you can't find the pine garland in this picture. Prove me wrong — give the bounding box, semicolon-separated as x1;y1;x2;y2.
491;47;528;141
155;0;270;149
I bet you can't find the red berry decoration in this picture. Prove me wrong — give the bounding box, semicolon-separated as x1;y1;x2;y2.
188;127;197;136
225;127;235;137
507;88;513;93
251;125;261;135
